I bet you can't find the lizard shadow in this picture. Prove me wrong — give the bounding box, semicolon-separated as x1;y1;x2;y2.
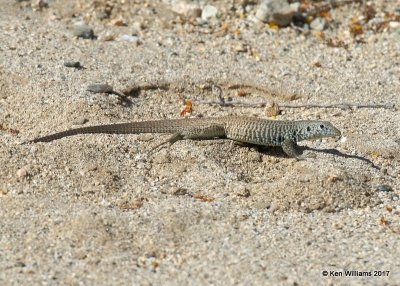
253;146;289;158
232;142;289;158
301;146;380;170
181;140;379;170
240;143;380;170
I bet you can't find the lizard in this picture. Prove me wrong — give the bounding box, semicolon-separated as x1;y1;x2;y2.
25;116;341;158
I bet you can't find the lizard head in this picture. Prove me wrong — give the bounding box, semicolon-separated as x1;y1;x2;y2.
298;121;341;141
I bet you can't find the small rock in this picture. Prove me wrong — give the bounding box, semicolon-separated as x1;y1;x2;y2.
269;202;280;213
310;17;326;31
31;0;48;11
201;5;218;21
0;188;9;196
376;185;393;192
132;21;146;31
111;18;127;26
16;167;29;179
332;222;343;230
265;101;281;117
233;43;248;53
72;23;95;39
389;21;399;29
238;214;250;221
87;83;114;94
187;7;202;21
120;34;141;44
325;174;341;184
98;32;116;41
63;61;83;69
390;193;399;201
72;118;88;125
255;0;299;27
171;1;201;20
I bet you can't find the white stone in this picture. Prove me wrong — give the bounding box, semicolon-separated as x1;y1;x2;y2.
201;5;218;21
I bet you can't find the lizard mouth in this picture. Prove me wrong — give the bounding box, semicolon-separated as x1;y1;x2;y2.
308;127;341;140
332;127;341;137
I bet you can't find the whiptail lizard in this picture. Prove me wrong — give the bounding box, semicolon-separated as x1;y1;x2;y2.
26;116;341;158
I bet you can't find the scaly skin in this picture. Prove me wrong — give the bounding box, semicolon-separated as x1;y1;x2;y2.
26;116;341;158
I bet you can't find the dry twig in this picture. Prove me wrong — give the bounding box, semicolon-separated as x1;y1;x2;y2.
199;100;395;110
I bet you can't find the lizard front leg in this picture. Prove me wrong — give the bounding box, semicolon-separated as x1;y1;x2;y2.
282;139;303;159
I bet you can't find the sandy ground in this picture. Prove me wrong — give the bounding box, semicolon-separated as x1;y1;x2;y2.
1;0;399;285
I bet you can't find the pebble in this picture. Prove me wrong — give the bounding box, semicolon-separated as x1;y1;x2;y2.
72;23;95;39
255;0;299;26
31;0;48;11
390;193;399;201
16;167;29;179
72;118;88;125
233;43;248;53
86;83;114;94
187;7;202;21
310;17;326;31
375;185;393;192
269;202;280;213
98;32;116;42
120;34;141;44
325;174;340;184
389;21;399;29
63;61;83;69
265;101;280;117
201;5;218;21
171;1;201;20
111;18;127;27
0;188;8;195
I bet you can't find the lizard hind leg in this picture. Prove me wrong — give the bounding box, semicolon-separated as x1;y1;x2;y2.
148;124;226;154
184;124;226;140
149;133;184;153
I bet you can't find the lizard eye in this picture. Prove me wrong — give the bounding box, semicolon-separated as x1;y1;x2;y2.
307;126;311;132
320;124;325;129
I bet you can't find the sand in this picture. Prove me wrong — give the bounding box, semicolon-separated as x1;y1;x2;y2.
1;0;399;285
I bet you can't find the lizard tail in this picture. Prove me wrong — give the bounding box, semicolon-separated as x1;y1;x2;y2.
25;120;191;143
